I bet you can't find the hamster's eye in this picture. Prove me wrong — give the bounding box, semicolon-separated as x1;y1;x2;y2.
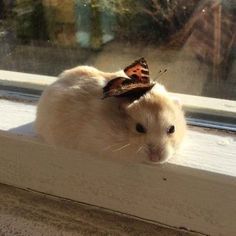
136;123;146;134
167;125;175;134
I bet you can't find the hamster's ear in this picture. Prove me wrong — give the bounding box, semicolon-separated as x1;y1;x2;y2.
171;96;182;107
119;100;131;114
119;99;137;114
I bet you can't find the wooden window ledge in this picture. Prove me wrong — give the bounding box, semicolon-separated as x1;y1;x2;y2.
0;99;235;236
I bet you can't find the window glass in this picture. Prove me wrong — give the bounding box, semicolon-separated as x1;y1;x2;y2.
0;0;235;100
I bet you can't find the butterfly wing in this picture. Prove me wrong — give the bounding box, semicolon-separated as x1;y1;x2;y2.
103;77;131;98
103;77;154;99
114;83;155;98
102;58;154;99
124;57;149;83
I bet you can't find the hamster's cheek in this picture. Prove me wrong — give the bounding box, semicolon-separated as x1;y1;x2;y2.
162;145;175;162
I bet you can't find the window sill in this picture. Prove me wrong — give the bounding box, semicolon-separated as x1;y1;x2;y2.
0;99;236;236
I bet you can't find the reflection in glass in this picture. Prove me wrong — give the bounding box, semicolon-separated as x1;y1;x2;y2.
0;0;235;99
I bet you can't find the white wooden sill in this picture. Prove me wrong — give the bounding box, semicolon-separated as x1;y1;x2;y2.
0;99;236;236
0;70;236;235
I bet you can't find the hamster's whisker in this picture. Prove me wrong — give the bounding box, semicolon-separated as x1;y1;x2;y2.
136;145;144;154
112;143;130;152
102;142;123;151
102;143;117;151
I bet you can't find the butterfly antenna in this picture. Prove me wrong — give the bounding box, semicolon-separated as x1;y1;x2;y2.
153;69;167;81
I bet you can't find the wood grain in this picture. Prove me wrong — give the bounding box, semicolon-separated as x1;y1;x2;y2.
0;183;195;236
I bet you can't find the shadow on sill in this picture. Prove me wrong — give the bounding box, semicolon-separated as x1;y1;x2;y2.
8;122;35;136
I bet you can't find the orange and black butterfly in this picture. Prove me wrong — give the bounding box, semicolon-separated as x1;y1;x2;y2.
103;58;155;99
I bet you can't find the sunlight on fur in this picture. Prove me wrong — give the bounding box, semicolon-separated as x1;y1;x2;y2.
35;60;186;164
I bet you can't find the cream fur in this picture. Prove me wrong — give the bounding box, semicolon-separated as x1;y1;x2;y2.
35;66;186;164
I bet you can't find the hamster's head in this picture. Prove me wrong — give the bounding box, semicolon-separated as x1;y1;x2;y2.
121;84;186;164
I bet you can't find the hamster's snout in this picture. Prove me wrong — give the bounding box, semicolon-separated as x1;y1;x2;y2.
148;151;161;163
146;144;165;164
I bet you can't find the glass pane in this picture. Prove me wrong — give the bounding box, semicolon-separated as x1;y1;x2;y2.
0;0;235;100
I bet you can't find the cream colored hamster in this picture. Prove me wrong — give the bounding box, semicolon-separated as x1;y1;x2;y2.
35;65;186;164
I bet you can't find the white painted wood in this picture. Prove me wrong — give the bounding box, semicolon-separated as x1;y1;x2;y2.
169;128;236;177
0;131;236;236
173;92;236;118
0;100;236;235
0;70;236;119
0;70;56;91
0;100;235;177
0;100;35;135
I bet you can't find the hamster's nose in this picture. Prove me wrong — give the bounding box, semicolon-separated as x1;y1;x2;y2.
147;144;164;162
148;152;161;162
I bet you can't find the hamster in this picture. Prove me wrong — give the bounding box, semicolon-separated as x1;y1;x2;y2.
35;65;186;164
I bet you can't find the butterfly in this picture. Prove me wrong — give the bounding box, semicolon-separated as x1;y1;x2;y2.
102;58;155;99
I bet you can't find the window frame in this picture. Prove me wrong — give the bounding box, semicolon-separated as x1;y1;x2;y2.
0;72;236;235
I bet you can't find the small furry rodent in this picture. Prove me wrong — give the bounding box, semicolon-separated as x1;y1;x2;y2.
35;60;186;164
